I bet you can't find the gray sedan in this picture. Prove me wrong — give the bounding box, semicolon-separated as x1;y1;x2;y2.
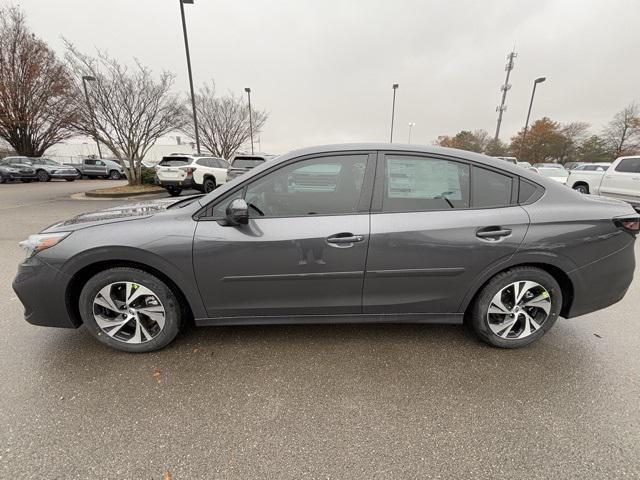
3;157;78;182
12;144;639;352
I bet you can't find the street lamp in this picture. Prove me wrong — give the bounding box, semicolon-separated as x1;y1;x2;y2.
408;122;415;144
81;75;102;159
179;0;200;154
519;76;546;160
390;83;399;143
245;87;254;154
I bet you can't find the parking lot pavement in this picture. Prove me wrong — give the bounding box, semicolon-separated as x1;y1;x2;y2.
1;183;639;479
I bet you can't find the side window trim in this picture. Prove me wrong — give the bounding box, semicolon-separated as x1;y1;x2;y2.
195;151;377;221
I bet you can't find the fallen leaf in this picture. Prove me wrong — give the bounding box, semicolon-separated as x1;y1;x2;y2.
153;368;163;384
192;347;200;353
163;471;173;480
593;333;602;339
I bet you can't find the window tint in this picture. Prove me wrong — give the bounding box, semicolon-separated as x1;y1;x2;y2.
85;159;96;165
472;167;513;207
96;160;105;166
615;158;640;173
383;156;469;212
218;159;230;169
232;158;263;168
244;155;367;217
196;158;210;167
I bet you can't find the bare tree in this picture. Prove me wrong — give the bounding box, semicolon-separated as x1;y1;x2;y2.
603;103;640;159
184;83;268;159
65;43;186;184
557;121;590;164
0;7;76;156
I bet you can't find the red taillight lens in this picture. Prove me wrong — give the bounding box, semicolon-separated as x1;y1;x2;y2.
179;166;196;176
614;216;640;234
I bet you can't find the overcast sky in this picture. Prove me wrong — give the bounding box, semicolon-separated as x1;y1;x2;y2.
17;0;640;154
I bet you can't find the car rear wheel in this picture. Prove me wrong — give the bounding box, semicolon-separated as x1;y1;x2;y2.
469;267;562;348
79;268;182;353
75;169;82;179
109;170;121;180
573;183;589;194
37;170;51;182
165;186;182;197
203;177;216;193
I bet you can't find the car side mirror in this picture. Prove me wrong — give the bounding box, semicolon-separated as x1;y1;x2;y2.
225;198;249;226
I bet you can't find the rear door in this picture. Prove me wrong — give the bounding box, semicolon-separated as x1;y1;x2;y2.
599;157;640;203
363;152;529;314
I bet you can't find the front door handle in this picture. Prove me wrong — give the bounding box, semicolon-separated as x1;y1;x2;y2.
326;233;365;244
476;227;512;239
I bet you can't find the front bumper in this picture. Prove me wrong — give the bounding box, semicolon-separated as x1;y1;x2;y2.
566;238;636;318
12;255;77;328
4;172;37;180
50;171;78;179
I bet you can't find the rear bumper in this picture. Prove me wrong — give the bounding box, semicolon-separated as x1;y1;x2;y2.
565;238;636;318
159;178;197;188
12;256;77;328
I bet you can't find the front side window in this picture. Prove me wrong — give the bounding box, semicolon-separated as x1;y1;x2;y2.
615;158;640;173
383;155;470;212
243;155;368;217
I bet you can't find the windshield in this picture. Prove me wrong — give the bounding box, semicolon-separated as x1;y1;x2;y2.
232;158;264;168
539;168;567;177
159;157;191;167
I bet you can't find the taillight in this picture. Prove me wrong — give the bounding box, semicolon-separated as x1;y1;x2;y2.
179;166;196;177
614;216;640;234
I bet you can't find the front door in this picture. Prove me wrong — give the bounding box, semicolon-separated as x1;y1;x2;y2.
193;152;375;319
363;152;529;314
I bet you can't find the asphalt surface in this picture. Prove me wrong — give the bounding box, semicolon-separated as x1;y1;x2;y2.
1;179;639;479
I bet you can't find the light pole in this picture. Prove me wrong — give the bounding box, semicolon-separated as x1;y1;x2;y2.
245;87;254;154
519;77;546;160
81;75;102;159
390;83;399;143
408;122;415;144
179;0;200;154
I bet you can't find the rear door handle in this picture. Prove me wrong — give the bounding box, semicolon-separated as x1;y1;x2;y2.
326;233;365;244
476;227;512;239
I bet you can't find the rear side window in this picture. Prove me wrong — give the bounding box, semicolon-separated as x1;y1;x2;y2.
615;158;640;173
160;157;192;167
471;167;513;208
383;156;470;212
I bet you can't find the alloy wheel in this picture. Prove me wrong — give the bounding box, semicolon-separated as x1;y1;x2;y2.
92;281;166;344
486;281;552;340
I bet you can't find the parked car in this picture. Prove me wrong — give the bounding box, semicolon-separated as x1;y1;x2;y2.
567;156;640;206
155;154;229;196
227;154;277;180
13;144;639;353
4;156;77;182
536;166;569;184
494;156;518;165
533;162;565;169
0;158;37;183
65;158;126;180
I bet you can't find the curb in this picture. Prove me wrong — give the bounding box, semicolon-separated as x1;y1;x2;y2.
84;187;165;198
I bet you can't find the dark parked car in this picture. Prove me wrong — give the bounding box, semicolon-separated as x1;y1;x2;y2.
226;154;276;181
13;144;638;352
0;158;37;183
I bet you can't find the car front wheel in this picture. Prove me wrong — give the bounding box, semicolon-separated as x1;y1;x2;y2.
468;266;562;348
109;170;121;180
37;170;51;182
79;268;182;352
573;184;589;194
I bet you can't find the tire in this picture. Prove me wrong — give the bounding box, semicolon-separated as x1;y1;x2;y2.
573;183;589;194
165;186;182;197
109;170;121;180
75;169;82;180
0;174;5;184
468;266;562;349
20;179;32;183
203;177;216;193
37;170;51;182
78;267;182;353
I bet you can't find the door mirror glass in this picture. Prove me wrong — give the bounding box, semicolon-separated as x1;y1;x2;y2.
225;198;249;225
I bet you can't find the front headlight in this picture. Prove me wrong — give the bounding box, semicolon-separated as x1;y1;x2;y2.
6;167;18;173
18;232;71;258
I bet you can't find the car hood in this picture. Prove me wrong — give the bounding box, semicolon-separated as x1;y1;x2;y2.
43;196;196;232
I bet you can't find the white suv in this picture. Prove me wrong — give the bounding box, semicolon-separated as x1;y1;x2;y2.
156;155;229;196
